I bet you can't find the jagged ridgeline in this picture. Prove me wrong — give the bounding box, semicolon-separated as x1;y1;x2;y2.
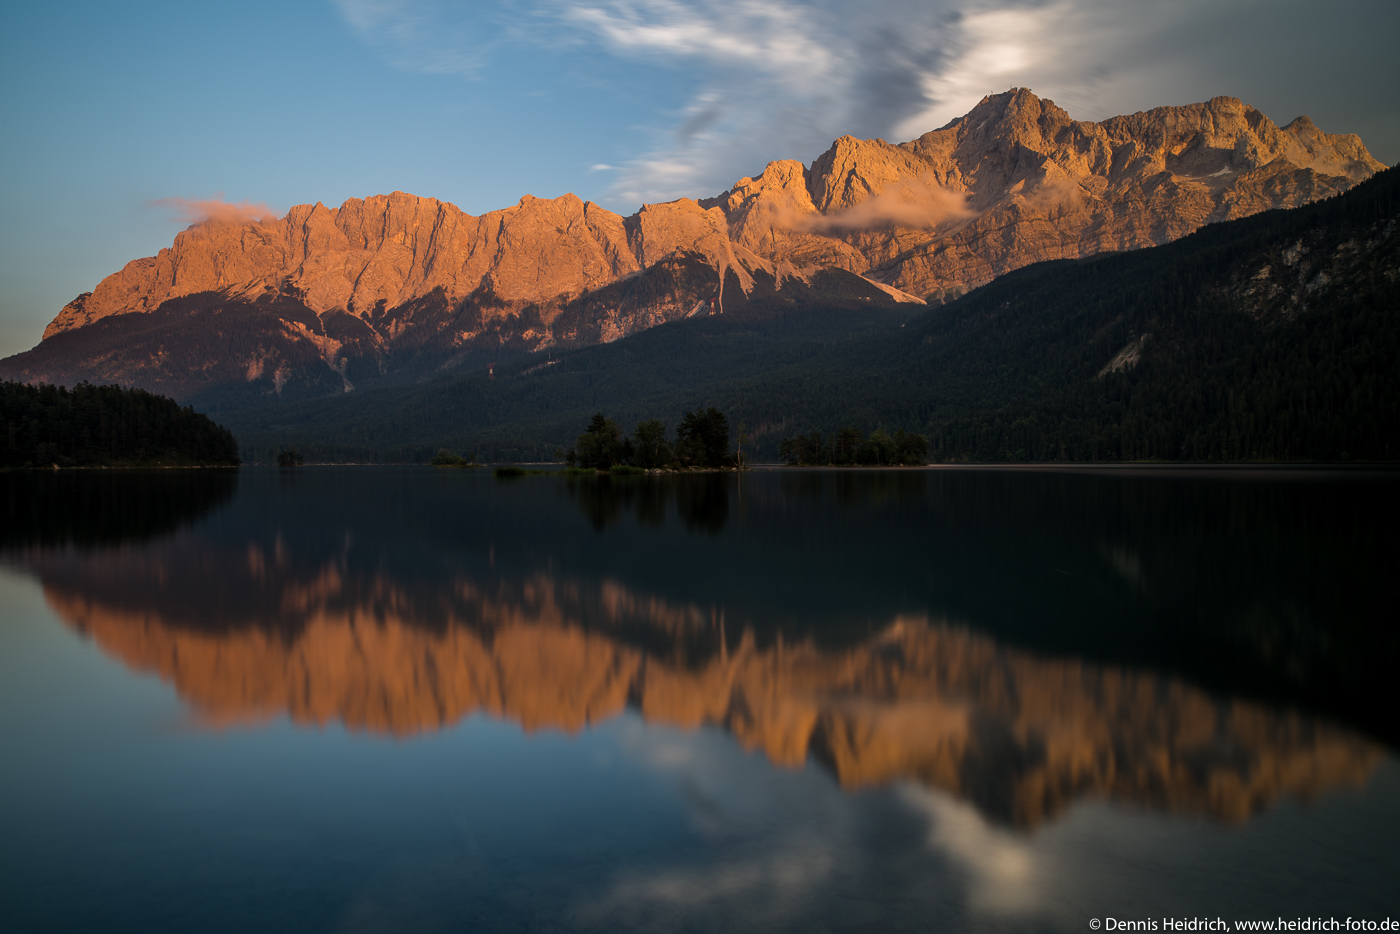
1;381;240;468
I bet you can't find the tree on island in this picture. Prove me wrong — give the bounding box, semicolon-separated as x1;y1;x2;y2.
833;427;863;465
431;449;480;467
676;407;731;469
779;431;827;466
631;419;673;470
569;413;628;469
561;407;736;471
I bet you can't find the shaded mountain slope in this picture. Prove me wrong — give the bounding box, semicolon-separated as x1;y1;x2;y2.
221;295;921;463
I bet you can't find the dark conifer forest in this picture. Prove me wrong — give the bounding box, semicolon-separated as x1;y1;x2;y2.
1;381;240;468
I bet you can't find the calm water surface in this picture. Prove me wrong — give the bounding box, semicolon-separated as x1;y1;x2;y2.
2;466;1397;933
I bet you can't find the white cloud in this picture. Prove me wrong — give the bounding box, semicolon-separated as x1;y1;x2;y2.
561;0;961;202
899;783;1045;915
562;0;840;81
896;5;1067;140
576;720;850;928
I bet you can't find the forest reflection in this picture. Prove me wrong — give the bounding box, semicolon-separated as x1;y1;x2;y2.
1;469;236;549
565;472;730;533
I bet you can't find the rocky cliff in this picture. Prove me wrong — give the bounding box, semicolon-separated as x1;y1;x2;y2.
5;90;1383;406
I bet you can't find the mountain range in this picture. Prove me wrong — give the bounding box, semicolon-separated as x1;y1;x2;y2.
1;88;1385;428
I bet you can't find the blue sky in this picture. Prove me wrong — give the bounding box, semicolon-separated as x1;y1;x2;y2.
1;0;1395;357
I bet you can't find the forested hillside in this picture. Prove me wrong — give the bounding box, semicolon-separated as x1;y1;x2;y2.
227;302;920;464
227;166;1399;464
2;381;240;468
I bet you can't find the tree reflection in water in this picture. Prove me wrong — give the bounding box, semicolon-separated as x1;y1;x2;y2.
566;473;729;534
1;468;236;549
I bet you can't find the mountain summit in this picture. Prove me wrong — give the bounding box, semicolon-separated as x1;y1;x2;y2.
7;90;1383;405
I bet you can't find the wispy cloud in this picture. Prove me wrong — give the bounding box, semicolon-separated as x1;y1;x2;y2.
561;0;840;81
151;196;279;225
332;0;513;75
563;0;960;203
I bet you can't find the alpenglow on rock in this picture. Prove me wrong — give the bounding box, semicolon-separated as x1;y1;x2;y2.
7;90;1383;405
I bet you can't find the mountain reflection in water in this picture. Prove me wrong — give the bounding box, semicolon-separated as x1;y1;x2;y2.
5;466;1395;832
35;558;1378;829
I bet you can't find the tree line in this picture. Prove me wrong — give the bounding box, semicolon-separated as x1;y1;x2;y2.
2;381;240;469
779;428;929;466
556;410;932;469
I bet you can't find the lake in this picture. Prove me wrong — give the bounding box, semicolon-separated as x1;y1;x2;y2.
2;466;1397;933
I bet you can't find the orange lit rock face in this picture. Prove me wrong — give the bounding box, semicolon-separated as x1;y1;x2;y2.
47;571;1378;828
44;192;640;340
41;90;1383;343
718;92;1383;300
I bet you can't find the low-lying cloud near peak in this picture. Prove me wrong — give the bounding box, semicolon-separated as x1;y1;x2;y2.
796;178;977;233
152;196;279;226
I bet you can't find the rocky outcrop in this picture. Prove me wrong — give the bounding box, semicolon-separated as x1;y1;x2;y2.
716;92;1384;301
9;90;1383;404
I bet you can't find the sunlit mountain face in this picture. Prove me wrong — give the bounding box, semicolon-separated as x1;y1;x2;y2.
6;467;1395;831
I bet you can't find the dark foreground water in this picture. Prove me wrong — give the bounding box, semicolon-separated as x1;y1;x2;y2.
2;466;1397;933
